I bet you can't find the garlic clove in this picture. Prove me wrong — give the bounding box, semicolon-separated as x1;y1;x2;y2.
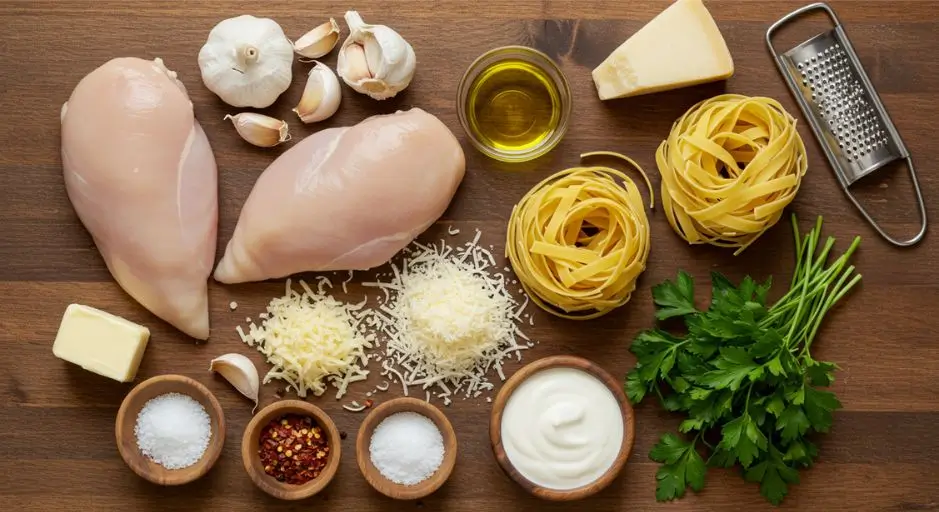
209;353;260;412
339;43;372;83
293;18;341;59
293;61;342;124
336;11;416;101
224;113;290;148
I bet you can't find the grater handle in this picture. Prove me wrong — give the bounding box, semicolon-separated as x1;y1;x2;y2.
844;157;928;247
765;2;841;58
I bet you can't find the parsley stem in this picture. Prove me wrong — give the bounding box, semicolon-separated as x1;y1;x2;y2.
654;383;666;404
744;381;755;413
789;214;805;291
700;434;715;451
803;265;862;354
767;218;862;356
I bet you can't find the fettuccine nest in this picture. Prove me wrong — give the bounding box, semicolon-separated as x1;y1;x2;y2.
657;94;807;254
506;152;653;320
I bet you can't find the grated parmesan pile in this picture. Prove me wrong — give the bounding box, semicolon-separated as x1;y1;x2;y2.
237;279;373;399
364;230;532;404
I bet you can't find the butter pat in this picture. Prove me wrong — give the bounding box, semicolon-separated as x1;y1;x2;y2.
52;304;150;382
592;0;734;100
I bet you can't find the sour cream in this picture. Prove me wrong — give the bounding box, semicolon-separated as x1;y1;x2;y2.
500;367;624;490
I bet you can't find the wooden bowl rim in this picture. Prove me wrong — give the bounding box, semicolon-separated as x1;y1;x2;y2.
355;397;458;500
114;374;226;486
489;355;636;501
241;400;342;500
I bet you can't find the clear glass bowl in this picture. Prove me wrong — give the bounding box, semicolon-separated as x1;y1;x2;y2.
457;46;572;163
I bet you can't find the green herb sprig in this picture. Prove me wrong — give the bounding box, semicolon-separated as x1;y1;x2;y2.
627;215;861;505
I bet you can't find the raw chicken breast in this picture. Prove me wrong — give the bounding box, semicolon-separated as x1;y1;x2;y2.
214;108;465;283
62;57;218;339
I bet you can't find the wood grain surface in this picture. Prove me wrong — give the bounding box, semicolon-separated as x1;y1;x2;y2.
1;1;937;510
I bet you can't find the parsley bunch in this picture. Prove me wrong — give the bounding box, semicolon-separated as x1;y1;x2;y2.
627;216;861;505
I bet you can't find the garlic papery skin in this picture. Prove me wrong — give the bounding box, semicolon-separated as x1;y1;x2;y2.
224;113;290;148
209;353;260;412
336;10;416;100
293;61;342;123
294;18;341;59
198;15;294;108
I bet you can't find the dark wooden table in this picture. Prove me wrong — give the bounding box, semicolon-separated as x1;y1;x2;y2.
1;1;937;510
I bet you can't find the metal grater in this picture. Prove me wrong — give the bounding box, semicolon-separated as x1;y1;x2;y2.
766;2;927;247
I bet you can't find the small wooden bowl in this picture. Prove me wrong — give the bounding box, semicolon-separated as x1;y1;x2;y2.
489;355;635;501
115;374;226;485
356;397;458;500
241;400;341;500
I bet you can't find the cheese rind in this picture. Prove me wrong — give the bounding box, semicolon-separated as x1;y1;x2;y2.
592;0;734;100
52;304;150;382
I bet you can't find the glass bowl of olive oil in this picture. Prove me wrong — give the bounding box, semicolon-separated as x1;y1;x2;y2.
457;46;572;163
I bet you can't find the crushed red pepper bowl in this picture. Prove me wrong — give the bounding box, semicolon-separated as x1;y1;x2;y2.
241;400;341;500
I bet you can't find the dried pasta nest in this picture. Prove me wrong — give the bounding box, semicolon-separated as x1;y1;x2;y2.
506;152;653;320
656;94;807;254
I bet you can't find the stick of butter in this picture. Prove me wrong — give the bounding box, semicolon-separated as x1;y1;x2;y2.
592;0;734;100
52;304;150;382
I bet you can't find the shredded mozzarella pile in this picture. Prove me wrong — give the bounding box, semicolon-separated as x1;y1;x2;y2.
237;279;373;399
364;230;532;402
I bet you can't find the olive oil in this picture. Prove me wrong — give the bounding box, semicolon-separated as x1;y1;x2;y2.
466;59;561;154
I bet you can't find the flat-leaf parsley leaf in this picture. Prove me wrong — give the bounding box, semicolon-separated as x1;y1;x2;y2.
625;216;861;505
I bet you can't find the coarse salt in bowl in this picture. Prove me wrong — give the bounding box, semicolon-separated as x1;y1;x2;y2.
356;397;458;500
115;374;226;486
370;411;445;485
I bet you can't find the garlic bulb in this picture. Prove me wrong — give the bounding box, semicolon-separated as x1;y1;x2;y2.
293;62;342;123
225;113;290;147
198;15;294;108
336;11;416;100
294;19;341;59
209;353;260;412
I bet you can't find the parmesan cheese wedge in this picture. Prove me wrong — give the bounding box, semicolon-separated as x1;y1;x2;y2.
592;0;734;100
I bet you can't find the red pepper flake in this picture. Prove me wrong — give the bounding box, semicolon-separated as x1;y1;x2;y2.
258;414;330;485
365;399;374;408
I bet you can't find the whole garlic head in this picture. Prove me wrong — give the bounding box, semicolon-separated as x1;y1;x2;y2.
336;11;416;100
198;15;294;108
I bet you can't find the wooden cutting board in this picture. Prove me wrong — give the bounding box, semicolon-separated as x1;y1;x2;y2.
1;1;937;510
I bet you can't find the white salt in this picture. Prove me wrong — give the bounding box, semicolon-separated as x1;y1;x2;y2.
134;392;211;470
369;411;444;485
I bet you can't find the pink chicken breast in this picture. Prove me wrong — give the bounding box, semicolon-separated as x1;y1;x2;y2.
61;57;218;339
214;108;465;283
